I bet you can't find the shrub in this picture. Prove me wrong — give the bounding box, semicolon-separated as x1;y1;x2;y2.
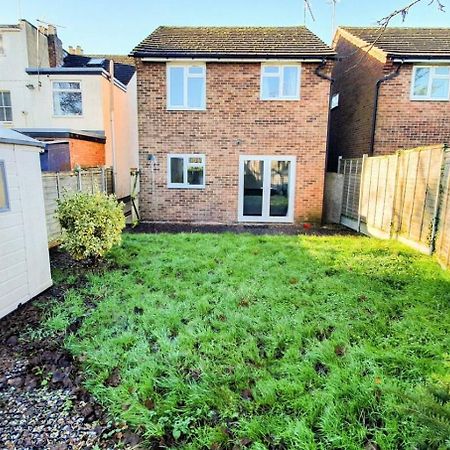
56;191;125;261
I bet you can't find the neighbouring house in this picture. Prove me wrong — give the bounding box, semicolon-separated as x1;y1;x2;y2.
0;127;52;319
328;27;450;170
131;26;335;224
0;20;138;199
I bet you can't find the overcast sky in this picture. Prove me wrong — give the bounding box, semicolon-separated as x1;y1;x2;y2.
3;0;449;54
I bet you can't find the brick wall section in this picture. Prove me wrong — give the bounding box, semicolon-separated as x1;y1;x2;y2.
136;60;331;224
374;64;450;155
329;34;450;167
328;36;385;170
68;139;105;169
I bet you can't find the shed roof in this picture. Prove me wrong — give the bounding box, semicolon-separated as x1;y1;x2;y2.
339;27;450;58
0;127;45;148
131;26;335;59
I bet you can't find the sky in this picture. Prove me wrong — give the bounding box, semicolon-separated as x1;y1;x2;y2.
2;0;449;54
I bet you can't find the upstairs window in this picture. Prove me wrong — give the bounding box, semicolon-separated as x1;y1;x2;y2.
0;161;9;212
0;91;12;122
168;154;205;188
167;64;206;110
331;93;339;109
261;64;301;100
411;66;450;101
53;81;83;116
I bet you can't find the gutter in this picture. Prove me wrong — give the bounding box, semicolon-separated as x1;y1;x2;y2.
392;58;450;63
138;56;334;63
369;61;404;155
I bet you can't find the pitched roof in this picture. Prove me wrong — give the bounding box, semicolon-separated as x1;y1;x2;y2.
131;26;335;59
340;27;450;58
62;54;136;85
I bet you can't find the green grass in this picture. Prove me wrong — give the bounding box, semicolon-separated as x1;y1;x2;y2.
42;233;450;449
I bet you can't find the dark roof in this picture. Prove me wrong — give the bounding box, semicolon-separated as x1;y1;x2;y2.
62;54;136;85
131;26;335;59
341;27;450;58
88;54;135;66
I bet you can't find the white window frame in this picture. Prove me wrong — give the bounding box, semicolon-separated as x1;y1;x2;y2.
52;80;83;117
238;155;296;223
0;91;12;122
410;65;450;101
331;93;339;109
260;63;301;101
0;160;10;213
0;34;4;56
166;63;206;111
167;154;206;189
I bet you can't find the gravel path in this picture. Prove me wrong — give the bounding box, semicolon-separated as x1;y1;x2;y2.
0;253;142;449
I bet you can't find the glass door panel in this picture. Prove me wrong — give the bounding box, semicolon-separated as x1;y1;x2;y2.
269;160;290;217
243;160;264;216
239;156;295;222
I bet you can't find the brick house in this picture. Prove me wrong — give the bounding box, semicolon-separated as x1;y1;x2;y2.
328;27;450;170
131;26;335;224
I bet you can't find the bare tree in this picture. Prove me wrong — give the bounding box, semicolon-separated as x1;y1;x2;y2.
333;0;446;73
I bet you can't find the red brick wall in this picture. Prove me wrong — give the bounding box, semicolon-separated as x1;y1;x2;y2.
69;139;105;169
374;64;450;155
136;60;331;224
328;36;385;170
329;35;450;167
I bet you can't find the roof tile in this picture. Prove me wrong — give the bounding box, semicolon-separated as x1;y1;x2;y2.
131;26;335;58
341;27;450;57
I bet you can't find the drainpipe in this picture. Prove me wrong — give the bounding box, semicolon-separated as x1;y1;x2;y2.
370;61;404;155
315;59;335;224
109;59;117;194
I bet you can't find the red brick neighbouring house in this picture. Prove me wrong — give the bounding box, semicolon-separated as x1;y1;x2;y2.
131;26;335;224
328;27;450;170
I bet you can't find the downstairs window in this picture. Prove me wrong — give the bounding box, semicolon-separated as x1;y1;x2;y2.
168;154;205;188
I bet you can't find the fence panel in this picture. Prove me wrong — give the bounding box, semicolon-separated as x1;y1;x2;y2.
436;152;450;269
42;168;113;247
338;145;449;268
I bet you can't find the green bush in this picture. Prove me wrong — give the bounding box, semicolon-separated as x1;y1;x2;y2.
56;191;125;261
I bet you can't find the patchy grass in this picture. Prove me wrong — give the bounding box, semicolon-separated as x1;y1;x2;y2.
41;233;450;449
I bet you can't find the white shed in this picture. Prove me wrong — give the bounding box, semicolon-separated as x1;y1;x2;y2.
0;128;52;319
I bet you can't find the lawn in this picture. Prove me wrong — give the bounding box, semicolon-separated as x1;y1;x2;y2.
43;233;450;449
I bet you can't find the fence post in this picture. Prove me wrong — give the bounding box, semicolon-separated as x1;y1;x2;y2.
390;152;401;238
337;156;343;174
357;154;367;232
56;172;60;199
100;167;106;192
76;169;82;191
429;146;446;254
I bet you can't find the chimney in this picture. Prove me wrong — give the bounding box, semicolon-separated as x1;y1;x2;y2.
68;45;84;56
46;25;64;67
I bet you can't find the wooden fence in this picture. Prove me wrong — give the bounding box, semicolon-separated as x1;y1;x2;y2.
42;168;113;246
337;145;450;268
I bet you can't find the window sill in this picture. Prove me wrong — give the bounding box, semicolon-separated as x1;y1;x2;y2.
168;184;205;189
166;107;206;112
52;114;84;118
410;97;449;102
260;97;300;102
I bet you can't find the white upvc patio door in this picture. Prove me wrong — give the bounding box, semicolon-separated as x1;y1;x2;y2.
238;155;296;223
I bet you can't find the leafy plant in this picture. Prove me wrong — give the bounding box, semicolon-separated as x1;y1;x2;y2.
56;191;125;261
